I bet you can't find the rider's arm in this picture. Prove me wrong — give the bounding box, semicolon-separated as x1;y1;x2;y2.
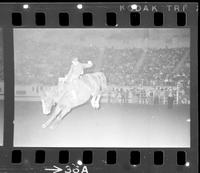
82;61;93;68
64;65;74;79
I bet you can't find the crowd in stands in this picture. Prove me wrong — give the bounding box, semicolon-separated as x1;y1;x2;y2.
101;47;190;104
101;47;189;87
101;48;143;86
14;46;190;104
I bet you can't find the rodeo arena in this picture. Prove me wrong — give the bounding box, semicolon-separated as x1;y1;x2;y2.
5;29;191;147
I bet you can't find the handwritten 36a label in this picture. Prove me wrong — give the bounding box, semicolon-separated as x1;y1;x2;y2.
65;165;88;173
45;164;88;173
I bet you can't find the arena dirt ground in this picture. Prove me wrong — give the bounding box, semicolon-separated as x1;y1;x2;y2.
12;101;190;148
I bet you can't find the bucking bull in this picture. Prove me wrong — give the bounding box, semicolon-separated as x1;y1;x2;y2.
40;72;107;129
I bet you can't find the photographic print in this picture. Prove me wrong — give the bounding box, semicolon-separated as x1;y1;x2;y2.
13;28;190;147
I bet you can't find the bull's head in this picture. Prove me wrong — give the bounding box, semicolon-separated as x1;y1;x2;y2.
40;88;55;115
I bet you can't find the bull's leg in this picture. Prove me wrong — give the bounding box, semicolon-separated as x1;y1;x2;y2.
94;94;101;109
42;106;61;128
49;107;71;129
91;88;101;109
57;107;71;120
90;95;96;109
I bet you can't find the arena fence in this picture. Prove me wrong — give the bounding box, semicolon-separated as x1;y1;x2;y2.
12;84;190;105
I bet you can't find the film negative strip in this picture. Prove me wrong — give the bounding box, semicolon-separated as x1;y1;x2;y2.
0;2;198;173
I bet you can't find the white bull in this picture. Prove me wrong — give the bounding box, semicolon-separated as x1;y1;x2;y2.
40;72;107;129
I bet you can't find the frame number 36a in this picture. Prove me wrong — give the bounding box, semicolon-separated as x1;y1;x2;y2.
65;165;89;173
